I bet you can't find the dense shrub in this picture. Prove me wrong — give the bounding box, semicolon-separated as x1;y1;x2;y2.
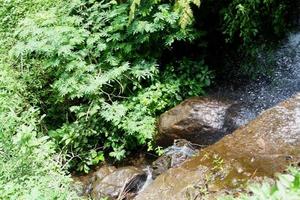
0;64;78;199
0;0;62;55
9;0;212;172
0;0;78;198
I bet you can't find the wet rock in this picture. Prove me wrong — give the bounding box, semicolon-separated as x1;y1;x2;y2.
92;166;147;199
71;179;88;197
135;94;300;200
94;165;117;182
152;139;198;178
72;165;117;197
157;97;233;146
72;172;94;196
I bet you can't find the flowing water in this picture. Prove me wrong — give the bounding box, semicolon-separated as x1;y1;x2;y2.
212;31;300;126
139;166;153;193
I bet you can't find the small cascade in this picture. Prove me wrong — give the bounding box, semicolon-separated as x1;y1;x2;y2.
164;141;197;157
139;166;153;193
164;140;198;167
138;139;198;193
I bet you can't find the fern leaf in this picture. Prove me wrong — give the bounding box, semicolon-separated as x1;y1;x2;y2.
129;0;141;23
175;0;201;29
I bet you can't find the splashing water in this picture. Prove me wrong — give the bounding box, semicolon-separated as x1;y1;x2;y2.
213;31;300;125
164;140;197;157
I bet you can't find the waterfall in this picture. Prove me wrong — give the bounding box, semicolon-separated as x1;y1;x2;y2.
212;31;300;126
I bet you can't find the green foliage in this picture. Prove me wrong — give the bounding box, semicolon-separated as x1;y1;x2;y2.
0;64;78;199
220;0;293;78
223;0;288;45
129;0;202;28
0;0;79;198
0;0;296;199
174;0;201;28
220;168;300;200
0;0;62;56
10;0;211;172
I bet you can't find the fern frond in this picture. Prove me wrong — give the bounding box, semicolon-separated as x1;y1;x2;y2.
129;0;201;28
175;0;201;29
129;0;141;23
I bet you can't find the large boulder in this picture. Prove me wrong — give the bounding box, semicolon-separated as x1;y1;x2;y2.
157;97;235;146
135;94;300;200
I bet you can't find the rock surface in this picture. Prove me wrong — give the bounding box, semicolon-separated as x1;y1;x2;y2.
73;165;147;200
135;94;300;200
91;166;146;199
157;97;232;146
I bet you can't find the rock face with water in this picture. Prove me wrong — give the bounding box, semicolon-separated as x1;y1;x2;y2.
152;139;198;179
157;97;234;146
135;94;300;200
